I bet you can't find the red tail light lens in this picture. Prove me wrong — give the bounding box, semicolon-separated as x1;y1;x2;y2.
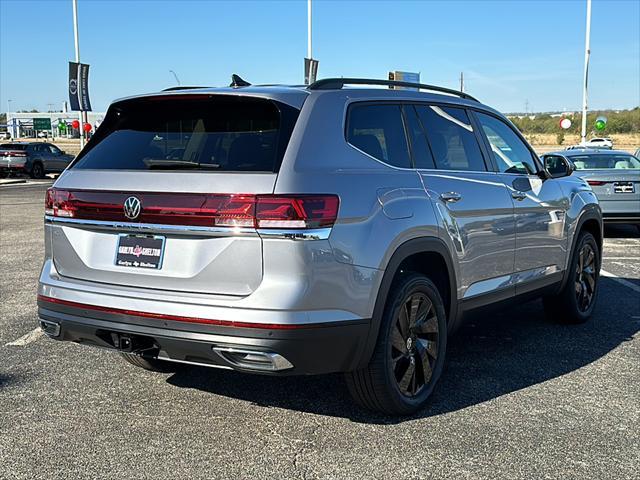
45;189;339;229
587;180;607;186
45;188;74;217
256;195;339;228
6;151;27;157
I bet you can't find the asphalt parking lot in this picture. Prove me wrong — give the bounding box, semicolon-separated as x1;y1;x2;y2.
1;182;638;480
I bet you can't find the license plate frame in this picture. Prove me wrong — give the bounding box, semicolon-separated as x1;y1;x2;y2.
115;234;166;270
613;182;634;194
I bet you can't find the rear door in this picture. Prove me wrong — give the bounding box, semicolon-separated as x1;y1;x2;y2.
48;94;299;296
473;110;568;293
412;104;517;302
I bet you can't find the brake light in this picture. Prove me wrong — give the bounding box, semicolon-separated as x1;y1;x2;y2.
587;180;607;186
5;151;27;157
256;195;339;228
45;188;74;217
45;189;340;229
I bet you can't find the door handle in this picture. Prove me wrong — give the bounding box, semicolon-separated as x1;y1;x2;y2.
511;191;527;201
440;192;462;203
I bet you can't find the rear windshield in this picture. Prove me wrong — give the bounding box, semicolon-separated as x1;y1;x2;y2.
571;154;640;170
72;96;299;172
0;144;27;150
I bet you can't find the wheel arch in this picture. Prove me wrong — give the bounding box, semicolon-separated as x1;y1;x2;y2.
356;236;458;369
560;207;603;291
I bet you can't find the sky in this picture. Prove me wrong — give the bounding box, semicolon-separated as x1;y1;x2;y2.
1;0;638;114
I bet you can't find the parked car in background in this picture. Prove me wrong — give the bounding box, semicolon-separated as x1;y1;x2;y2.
584;137;613;149
0;142;74;178
38;77;603;414
542;149;639;230
567;138;613;151
0;132;11;140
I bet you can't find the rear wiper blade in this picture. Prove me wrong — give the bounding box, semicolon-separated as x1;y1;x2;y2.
143;159;221;170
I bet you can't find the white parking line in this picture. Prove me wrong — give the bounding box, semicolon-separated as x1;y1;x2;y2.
5;328;44;346
601;269;640;294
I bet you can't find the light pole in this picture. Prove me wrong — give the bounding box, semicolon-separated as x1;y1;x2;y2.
307;0;312;60
72;0;84;149
169;70;181;86
580;0;592;146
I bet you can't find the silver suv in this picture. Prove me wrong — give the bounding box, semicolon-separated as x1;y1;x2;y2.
38;77;602;414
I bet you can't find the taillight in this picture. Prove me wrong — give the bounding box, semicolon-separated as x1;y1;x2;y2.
587;180;606;186
45;189;340;229
45;188;74;217
256;195;339;229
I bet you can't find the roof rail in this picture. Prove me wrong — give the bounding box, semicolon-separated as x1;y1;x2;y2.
308;78;478;102
162;86;208;92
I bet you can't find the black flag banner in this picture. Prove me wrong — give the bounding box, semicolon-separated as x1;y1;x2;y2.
68;61;92;111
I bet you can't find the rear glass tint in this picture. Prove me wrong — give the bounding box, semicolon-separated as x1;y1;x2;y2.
571;154;640;169
72;96;299;172
0;144;27;150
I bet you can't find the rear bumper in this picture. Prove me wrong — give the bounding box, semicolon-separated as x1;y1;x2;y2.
38;297;370;375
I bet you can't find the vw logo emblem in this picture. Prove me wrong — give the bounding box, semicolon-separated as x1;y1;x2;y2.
69;79;78;95
123;196;141;220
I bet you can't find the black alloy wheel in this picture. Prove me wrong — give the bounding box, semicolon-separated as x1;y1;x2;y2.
575;242;597;313
390;292;439;397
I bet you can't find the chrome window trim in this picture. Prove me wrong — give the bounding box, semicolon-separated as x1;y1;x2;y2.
44;216;332;240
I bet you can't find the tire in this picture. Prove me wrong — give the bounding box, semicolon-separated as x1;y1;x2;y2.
543;231;600;324
30;162;44;179
345;273;447;415
120;352;179;372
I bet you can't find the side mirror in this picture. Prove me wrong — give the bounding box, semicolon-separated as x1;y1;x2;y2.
544;155;573;179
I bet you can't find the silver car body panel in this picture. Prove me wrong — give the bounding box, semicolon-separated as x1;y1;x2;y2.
39;87;601;339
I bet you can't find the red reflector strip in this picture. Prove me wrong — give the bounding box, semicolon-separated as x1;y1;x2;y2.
587;180;607;186
37;294;312;330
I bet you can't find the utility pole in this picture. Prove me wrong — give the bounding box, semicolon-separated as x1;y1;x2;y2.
459;72;464;93
580;0;592;146
72;0;84;149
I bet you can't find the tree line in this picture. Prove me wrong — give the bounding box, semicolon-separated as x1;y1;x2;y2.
509;107;639;135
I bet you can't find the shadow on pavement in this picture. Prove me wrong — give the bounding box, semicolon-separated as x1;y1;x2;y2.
167;276;638;424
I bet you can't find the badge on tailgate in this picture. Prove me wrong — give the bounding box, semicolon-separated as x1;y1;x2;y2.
116;234;165;269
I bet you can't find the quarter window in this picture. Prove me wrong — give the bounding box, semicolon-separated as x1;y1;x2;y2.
416;105;486;171
475;112;538;175
347;104;411;168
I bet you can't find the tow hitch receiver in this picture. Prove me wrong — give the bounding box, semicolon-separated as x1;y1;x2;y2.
99;331;156;354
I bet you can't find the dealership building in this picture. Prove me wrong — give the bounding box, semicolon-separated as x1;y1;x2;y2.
4;111;106;139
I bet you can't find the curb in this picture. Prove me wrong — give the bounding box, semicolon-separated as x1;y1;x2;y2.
0;179;27;186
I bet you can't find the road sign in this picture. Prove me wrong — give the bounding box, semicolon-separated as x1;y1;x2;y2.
388;71;420;90
33;118;52;130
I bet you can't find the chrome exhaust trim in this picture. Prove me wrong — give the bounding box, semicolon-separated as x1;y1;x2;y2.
212;346;294;371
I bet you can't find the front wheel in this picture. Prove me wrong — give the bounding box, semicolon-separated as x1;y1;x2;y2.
544;231;600;324
346;273;447;415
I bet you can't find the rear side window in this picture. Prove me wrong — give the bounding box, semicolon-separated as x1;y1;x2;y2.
417;105;486;172
73;96;299;172
346;104;411;168
0;143;27;150
474;111;538;174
